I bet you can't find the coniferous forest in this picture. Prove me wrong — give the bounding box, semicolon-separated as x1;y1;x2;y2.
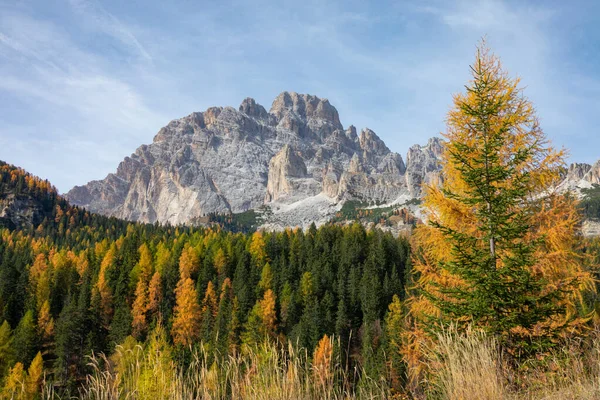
2;43;600;399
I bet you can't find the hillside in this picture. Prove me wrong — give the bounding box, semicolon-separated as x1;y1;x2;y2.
0;161;411;397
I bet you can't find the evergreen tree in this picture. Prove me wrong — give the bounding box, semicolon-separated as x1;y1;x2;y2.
13;310;38;366
0;320;14;379
404;42;594;385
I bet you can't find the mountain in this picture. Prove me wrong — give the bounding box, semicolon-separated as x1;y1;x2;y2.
65;91;600;231
66;92;442;228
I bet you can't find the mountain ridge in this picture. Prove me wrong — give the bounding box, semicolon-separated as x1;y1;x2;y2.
65;91;443;228
65;91;600;231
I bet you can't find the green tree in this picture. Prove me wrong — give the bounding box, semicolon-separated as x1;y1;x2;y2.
0;320;15;378
13;310;38;366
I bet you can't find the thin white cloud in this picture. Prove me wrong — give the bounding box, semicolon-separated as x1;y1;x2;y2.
68;0;153;62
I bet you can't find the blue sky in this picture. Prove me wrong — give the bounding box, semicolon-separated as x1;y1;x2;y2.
1;0;599;193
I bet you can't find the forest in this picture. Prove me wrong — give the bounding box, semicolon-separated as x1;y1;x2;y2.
0;160;410;398
2;43;600;400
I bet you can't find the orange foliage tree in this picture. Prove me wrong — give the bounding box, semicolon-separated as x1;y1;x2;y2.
403;42;594;386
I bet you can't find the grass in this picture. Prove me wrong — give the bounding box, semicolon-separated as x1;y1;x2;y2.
423;326;600;400
15;327;600;399
76;338;389;400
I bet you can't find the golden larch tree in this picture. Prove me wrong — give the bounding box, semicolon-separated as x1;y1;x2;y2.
402;41;594;387
148;271;163;317
171;275;201;346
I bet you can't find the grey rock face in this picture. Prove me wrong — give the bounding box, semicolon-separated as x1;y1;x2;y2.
265;145;318;203
0;193;45;230
557;160;600;195
404;138;443;197
66;91;444;225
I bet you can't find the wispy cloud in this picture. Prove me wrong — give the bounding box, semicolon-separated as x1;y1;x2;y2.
68;0;153;62
0;0;598;192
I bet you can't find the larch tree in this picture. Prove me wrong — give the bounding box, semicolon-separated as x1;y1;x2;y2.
131;278;149;339
313;334;334;389
26;351;44;397
403;42;594;385
179;244;200;279
171;274;201;347
147;271;163;318
132;244;154;339
95;244;116;328
3;362;26;398
38;300;55;354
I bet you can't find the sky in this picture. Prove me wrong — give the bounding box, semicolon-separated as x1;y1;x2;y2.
1;0;599;193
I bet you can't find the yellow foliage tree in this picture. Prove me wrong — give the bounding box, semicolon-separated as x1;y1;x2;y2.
132;278;149;339
171;275;201;346
260;289;277;336
179;244;199;279
201;281;218;318
95;244;116;327
37;300;54;343
148;271;163;317
213;248;227;276
313;334;333;389
3;362;26;398
402;42;594;387
26;352;44;397
248;232;268;267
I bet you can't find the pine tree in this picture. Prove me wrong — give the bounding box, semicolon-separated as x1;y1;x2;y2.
241;289;277;348
13;310;38;366
404;41;594;384
200;281;218;344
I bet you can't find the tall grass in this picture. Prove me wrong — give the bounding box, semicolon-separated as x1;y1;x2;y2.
425;327;507;400
422;326;600;400
78;338;389;400
14;328;600;399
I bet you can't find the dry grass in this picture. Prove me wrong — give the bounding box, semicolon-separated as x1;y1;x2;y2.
420;326;600;400
17;328;600;399
76;338;389;400
424;326;508;400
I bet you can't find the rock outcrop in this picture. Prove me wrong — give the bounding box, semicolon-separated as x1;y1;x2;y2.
66;92;443;226
0;193;45;230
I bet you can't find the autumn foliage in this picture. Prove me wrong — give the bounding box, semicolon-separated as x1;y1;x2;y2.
403;42;595;388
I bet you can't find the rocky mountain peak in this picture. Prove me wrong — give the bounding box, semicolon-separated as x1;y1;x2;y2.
348;153;364;173
359;128;389;155
239;97;269;120
566;163;592;181
269;91;342;131
345;125;358;142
